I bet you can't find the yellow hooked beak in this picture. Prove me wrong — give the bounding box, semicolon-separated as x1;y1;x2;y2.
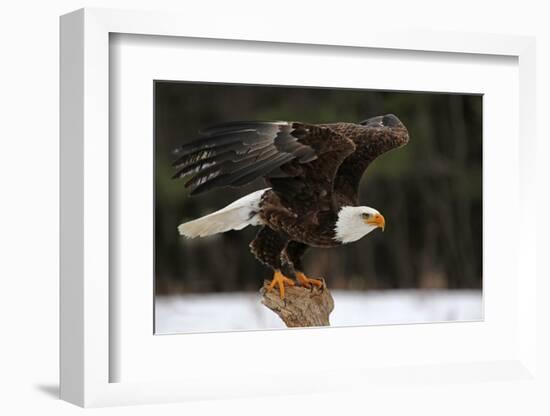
366;213;385;231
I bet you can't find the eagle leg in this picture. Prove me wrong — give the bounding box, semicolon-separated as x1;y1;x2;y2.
296;272;324;289
266;270;295;299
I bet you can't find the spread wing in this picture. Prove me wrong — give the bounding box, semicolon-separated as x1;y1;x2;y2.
172;122;355;206
333;114;410;204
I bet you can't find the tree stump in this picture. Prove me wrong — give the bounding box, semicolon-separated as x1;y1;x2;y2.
259;280;334;327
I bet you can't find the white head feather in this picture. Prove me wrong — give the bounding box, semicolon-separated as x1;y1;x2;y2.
334;206;385;244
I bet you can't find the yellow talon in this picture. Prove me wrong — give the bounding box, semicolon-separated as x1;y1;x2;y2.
296;272;324;289
267;270;295;299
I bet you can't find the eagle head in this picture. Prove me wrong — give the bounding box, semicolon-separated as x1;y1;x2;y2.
334;206;385;244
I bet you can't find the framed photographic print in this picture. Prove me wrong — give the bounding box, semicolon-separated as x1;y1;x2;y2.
60;8;538;407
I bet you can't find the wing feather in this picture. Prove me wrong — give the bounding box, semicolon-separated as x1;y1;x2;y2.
172;121;355;199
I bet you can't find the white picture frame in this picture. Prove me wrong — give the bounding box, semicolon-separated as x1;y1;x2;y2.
60;7;537;407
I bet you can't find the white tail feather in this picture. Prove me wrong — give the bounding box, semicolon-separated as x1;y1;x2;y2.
178;188;269;238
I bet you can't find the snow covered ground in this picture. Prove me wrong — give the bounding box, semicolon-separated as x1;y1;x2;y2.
155;289;482;334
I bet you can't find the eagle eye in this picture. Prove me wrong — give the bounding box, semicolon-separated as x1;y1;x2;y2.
362;213;371;219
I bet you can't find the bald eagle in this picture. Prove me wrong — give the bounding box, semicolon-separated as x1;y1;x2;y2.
173;114;409;298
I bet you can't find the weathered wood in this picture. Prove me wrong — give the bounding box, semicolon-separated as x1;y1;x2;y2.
260;280;334;327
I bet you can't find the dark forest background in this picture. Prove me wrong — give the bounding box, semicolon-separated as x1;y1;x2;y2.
154;82;482;294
